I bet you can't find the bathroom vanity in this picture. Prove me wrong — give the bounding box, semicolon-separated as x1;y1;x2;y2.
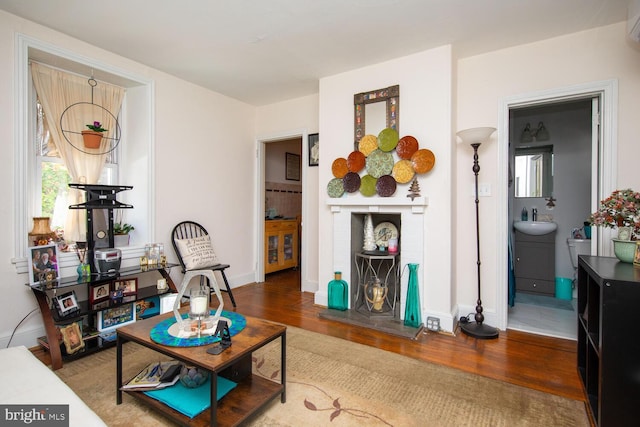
513;230;556;296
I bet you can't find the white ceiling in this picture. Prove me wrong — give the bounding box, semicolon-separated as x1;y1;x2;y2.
0;0;630;106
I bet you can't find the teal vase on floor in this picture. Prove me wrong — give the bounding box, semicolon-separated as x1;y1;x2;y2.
328;272;348;311
404;263;422;328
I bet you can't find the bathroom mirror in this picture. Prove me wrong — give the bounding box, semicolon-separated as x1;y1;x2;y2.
354;85;399;149
514;145;554;198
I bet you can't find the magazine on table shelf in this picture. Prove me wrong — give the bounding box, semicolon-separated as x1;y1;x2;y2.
121;360;183;391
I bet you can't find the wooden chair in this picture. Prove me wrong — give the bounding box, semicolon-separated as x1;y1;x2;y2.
171;221;237;307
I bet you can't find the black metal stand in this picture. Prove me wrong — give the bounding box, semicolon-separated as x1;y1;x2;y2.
460;143;499;340
68;184;133;270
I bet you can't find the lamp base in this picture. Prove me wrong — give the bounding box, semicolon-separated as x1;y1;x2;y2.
460;321;499;339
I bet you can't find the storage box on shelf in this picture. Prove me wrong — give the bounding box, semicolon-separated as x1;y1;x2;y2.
577;255;640;427
27;263;179;370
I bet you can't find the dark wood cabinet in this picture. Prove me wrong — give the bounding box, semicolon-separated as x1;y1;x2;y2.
514;230;555;296
577;255;640;427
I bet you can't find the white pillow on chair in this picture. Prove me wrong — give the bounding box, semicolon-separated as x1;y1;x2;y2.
175;235;219;270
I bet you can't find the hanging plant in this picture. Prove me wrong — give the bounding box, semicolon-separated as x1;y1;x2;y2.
81;121;107;148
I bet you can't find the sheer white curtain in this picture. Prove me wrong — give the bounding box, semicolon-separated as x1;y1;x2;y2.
30;62;125;242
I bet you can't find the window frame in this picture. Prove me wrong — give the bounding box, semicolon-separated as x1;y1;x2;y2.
13;34;155;275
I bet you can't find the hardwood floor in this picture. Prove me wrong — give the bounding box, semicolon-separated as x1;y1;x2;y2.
33;268;585;404
242;269;585;403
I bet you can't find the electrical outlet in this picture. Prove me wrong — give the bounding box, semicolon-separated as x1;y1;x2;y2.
426;316;440;332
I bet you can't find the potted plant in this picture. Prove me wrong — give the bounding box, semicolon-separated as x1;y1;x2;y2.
113;222;134;247
589;188;640;262
81;121;107;149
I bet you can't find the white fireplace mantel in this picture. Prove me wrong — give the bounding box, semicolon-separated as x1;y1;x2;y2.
325;195;429;326
327;196;428;213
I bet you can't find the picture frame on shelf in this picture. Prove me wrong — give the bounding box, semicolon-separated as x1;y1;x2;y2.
308;133;319;166
115;278;138;296
90;283;111;304
97;303;136;332
136;295;160;320
27;244;60;286
60;320;85;355
54;291;79;318
285;152;301;181
91;300;110;311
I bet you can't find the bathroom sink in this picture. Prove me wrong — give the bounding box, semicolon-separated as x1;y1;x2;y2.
513;221;558;235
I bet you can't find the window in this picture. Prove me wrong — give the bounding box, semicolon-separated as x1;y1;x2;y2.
34;98;119;242
14;34;155;272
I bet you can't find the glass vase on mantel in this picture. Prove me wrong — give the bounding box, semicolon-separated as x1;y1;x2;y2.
328;271;348;311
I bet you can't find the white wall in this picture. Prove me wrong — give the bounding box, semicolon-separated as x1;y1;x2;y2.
318;46;457;331
0;10;257;347
457;23;640;327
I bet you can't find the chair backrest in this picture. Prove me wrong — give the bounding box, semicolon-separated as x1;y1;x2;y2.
171;221;209;272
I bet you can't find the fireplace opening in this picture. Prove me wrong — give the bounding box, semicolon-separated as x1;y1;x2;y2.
350;213;401;318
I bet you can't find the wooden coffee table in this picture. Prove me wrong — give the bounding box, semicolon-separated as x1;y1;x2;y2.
116;311;286;426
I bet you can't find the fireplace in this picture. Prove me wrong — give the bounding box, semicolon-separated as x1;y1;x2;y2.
321;197;428;337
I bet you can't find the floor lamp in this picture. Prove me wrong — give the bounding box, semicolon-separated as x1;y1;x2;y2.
457;127;499;339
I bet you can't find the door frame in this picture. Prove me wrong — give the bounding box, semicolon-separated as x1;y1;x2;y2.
496;80;618;330
255;129;310;289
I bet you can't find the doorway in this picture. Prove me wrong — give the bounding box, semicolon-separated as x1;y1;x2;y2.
496;80;618;336
256;134;305;289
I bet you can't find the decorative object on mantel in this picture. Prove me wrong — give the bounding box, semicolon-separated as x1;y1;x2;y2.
589;188;640;263
60;76;121;155
456;127;499;339
331;158;349;178
328;128;435;198
363;214;376;251
327;178;345;198
407;178;421;201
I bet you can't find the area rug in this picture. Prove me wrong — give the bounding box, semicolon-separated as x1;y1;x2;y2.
54;326;589;426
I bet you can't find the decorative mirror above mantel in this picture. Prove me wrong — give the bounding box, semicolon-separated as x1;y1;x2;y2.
354;85;399;149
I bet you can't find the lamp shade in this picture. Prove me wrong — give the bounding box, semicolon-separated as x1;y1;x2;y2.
29;217;53;235
456;127;496;145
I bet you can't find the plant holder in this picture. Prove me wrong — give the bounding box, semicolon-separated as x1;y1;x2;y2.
81;130;103;148
60;77;121;155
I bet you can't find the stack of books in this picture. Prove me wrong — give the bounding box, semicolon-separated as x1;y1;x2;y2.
122;361;182;391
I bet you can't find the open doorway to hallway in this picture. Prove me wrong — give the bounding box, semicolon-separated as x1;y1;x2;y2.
264;137;302;290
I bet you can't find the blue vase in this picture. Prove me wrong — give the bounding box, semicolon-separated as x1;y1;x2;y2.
404;263;422;328
328;272;348;311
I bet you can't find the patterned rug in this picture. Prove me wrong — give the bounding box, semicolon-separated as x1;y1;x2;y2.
55;326;589;426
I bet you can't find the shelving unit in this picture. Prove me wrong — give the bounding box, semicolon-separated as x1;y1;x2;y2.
27;264;178;370
577;255;640;427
